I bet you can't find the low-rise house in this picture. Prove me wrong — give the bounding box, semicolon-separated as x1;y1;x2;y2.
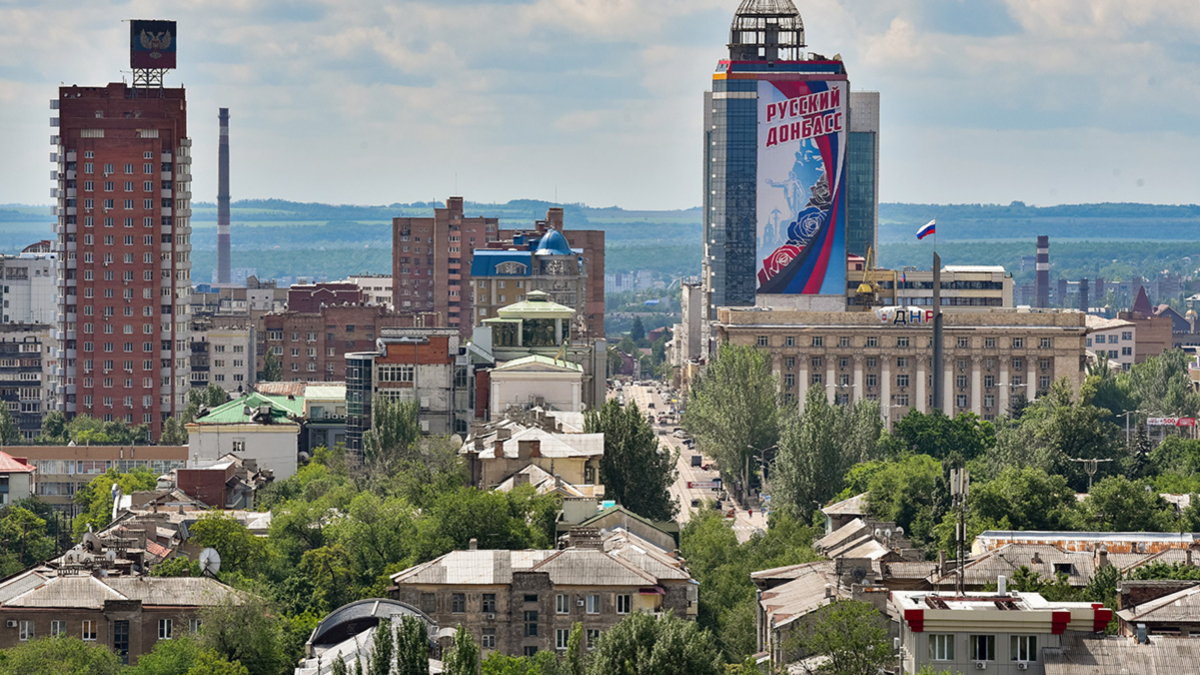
387;528;695;657
463;422;603;492
0;450;35;505
820;492;868;535
1115;580;1200;638
973;530;1199;556
0;573;243;665
556;505;680;553
894;589;1113;675
186;391;303;480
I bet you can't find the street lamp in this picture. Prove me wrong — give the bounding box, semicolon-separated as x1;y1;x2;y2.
744;443;778;508
881;403;907;430
1118;409;1143;445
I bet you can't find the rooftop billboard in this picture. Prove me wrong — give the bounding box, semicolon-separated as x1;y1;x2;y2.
130;20;177;70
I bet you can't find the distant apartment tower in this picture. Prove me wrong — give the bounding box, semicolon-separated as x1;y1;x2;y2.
1036;235;1050;308
392;197;499;333
0;251;57;324
847;91;880;259
52;21;192;438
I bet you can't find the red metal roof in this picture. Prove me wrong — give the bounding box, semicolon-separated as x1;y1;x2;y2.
0;451;35;473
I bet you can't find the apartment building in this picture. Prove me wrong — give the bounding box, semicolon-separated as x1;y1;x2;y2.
0;324;57;438
1085;315;1136;371
388;528;695;657
716;306;1087;423
1;251;57;324
10;445;188;512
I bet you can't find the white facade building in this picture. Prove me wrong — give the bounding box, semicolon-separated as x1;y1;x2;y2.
1;253;57;324
1085;315;1136;371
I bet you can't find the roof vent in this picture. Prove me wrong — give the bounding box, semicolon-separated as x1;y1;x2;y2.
468;538;478;551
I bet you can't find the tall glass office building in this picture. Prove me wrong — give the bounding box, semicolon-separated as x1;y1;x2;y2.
702;0;878;314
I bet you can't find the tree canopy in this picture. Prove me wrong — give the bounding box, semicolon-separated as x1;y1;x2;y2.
585;398;678;521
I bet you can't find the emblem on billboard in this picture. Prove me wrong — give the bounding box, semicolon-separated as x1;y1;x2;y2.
139;28;173;60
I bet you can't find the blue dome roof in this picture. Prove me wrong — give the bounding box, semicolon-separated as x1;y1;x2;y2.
534;229;573;256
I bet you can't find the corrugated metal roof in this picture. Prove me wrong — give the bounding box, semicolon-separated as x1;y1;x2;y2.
1117;582;1200;623
757;562;841;629
191;392;304;425
821;492;867;517
532;548;658;586
1045;633;1200;674
0;570;49;604
1;575;241;609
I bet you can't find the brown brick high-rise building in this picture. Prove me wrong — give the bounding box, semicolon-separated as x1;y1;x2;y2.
53;81;193;438
392;197;499;334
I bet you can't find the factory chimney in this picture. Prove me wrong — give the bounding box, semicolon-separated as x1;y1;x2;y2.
217;108;231;285
1035;235;1049;308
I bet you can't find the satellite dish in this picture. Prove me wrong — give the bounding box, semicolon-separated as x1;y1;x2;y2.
82;532;103;554
198;548;221;577
106;550;117;563
449;434;464;451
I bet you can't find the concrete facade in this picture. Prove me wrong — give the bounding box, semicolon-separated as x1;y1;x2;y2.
1085;315;1136;371
11;445;188;512
716;306;1088;423
0;324;57;439
1;253;57;324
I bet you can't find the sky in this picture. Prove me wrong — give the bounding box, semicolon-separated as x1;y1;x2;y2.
2;0;1199;210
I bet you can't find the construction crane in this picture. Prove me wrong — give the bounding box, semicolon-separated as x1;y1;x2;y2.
855;247;883;307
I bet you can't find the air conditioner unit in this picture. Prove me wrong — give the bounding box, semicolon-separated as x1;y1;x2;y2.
486;613;495;620
6;620;16;628
577;599;586;607
975;662;987;671
1017;663;1029;671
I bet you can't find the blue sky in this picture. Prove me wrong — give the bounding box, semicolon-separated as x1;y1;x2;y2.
1;0;1198;209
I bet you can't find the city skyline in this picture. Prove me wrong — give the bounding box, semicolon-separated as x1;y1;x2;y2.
2;0;1199;210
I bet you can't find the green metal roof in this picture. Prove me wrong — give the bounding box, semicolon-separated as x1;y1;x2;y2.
496;290;575;320
191;391;304;425
494;354;583;373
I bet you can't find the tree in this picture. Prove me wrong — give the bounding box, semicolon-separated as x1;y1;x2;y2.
260;350;282;382
127;634;249;675
863;454;944;549
1084;476;1176;531
684;343;780;506
369;616;395;675
72;467;158;538
189;511;268;576
968;467;1083;532
880;409;994;462
38;409;68;443
1121;349;1200;418
442;625;481;675
151;555;203;578
161;416;188;445
773;389;881;520
0;402;21;445
393;614;430;675
630;316;646;343
62;414;150;445
361;397;422;475
789;600;892;675
198;594;289;675
585;398;678;521
563;623;584;675
0;635;122;675
587;611;722;675
0;506;56;577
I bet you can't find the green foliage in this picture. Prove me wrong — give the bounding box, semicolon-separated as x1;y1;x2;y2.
788;600;892;675
1128;561;1200;581
587;611;723;675
160;416;189;445
630;316;646;343
684;343;780;504
150;555;203;578
1083;475;1176;531
61;414;150;446
72;467;158;538
260;349;283;382
361;397;422;475
0;402;21;444
681;508;821;661
881;409;994;462
1123;349;1200;418
586;398;678;521
393;615;430;675
38;409;68;443
127;634;249;675
198;594;290;675
189;511;268;577
0;635;122;675
442;625;481;675
0;505;56;577
369;616;395;675
773;389;881;520
863;454;944;549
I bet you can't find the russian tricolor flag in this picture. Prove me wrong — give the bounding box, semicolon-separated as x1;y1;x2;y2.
916;220;936;240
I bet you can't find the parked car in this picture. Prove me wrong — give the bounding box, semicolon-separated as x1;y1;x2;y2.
691;455;703;467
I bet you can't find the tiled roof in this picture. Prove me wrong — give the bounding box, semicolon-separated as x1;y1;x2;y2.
0;450;35;473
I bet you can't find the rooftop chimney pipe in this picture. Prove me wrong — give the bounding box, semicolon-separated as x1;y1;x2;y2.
217;108;231;285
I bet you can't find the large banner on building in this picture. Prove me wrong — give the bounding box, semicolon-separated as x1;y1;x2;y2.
130;20;177;70
755;79;847;295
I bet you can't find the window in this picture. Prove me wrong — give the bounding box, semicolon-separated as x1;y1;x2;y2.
957;337;969;348
51;620;66;636
956;394;968;408
866;373;877;388
756;335;768;347
482;593;496;613
1011;635;1037;662
1039;376;1051;390
1107;334;1118;344
811;356;822;368
970;635;995;661
1040;337;1052;349
616;594;631;614
524;611;538;636
956;375;968;389
1121;331;1133;341
811;336;823;347
785;357;795;369
1122;346;1132;356
555;594;571;614
866;357;877;369
1012;337;1024;349
482;629;496;649
985;337;996;349
525;594;538;604
452;593;466;613
866;336;878;348
896;337;910;347
896;374;910;388
784;373;795;388
524;647;538;657
586;629;601;651
929;634;955;661
839;336;851;347
556;628;570;650
586;594;600;614
895;394;909;407
897;357;908;368
984;395;995;409
785;336;795;347
82;620;97;641
190;619;201;633
984;375;995;388
811;373;823;385
19;620;33;641
1012;358;1023;371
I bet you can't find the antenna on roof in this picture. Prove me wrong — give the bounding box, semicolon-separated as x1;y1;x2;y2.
199;548;222;577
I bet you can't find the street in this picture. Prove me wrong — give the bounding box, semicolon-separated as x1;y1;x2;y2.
612;382;769;543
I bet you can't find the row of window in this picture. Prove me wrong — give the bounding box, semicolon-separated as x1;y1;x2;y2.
928;633;1037;663
760;335;1055;350
447;592;630;616
786;356;1052;372
17;618;198;642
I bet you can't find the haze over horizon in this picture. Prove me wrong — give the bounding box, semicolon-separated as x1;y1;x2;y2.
3;0;1199;210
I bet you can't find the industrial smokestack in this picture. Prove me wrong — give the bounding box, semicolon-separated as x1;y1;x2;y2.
1036;235;1049;308
1079;278;1089;314
217;108;231;285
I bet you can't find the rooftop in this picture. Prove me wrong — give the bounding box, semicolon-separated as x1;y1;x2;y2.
189;391;304;426
1044;633;1200;674
0;450;36;473
0;574;242;609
